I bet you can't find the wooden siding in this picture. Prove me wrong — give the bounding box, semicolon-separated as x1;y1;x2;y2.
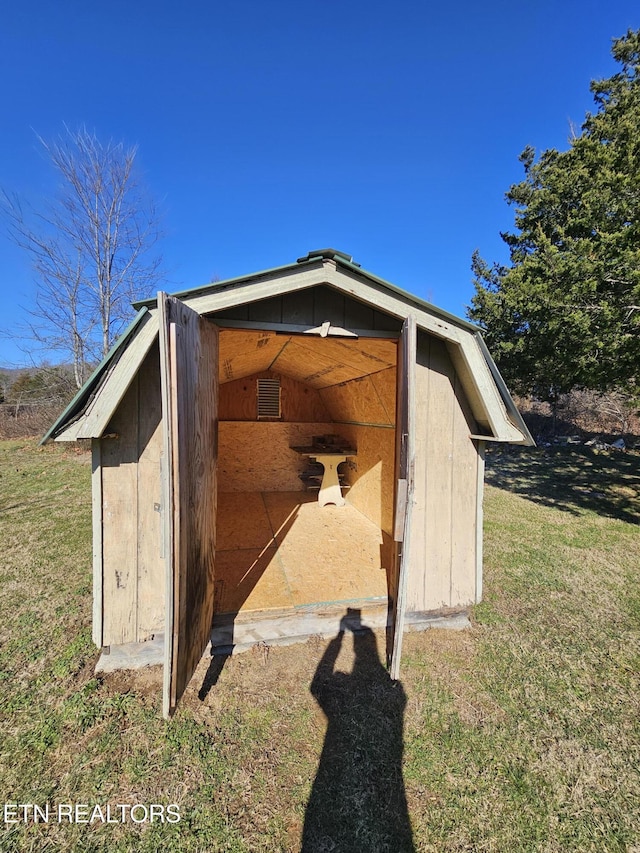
101;343;164;646
475;441;486;604
74;312;159;440
213;285;404;333
389;314;417;679
53;264;531;447
406;333;480;613
136;346;165;639
91;440;103;648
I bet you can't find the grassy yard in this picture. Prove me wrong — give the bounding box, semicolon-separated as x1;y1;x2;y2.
0;439;638;852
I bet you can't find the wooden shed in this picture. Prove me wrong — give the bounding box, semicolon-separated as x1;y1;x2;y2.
45;249;533;717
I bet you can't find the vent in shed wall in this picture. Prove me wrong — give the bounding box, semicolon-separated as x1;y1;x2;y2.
257;378;281;419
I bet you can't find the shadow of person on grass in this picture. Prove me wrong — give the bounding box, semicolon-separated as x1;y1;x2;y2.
301;610;415;853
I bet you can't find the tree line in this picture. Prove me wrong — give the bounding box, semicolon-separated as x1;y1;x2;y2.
0;367;76;408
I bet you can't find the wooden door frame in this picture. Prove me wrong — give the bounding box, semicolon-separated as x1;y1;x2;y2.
389;314;416;680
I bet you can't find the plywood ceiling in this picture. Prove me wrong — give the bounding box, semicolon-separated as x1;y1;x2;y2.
218;330;397;387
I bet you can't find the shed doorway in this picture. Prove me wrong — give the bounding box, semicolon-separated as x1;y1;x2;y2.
158;295;415;717
212;325;399;648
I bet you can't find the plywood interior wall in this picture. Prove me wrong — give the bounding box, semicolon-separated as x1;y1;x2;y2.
319;366;396;426
315;366;397;540
217;331;399;527
218;421;335;492
101;342;164;646
406;333;480;614
219;371;331;422
337;424;395;535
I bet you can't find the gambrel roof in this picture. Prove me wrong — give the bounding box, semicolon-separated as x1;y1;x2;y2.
43;250;534;445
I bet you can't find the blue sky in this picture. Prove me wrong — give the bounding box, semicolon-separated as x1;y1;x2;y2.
1;0;638;366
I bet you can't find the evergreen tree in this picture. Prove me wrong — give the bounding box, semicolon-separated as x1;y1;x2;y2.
469;30;640;405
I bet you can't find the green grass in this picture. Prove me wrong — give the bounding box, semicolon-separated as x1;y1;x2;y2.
0;438;638;851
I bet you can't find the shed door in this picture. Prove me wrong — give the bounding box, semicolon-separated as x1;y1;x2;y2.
389;314;417;680
158;293;219;718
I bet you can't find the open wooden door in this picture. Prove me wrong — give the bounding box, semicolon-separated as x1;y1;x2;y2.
389;314;416;680
158;293;219;718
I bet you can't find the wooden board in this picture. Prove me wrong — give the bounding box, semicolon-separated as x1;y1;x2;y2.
215;492;275;551
312;286;345;324
370;367;397;426
215;546;290;613
218;330;289;383
272;337;396;389
61;277;528;449
95;344;166;648
281;289;316;325
404;333;430;613
297;336;396;376
101;377;139;645
475;441;486;604
417;336;454;610
159;294;218;719
449;372;480;605
214;284;402;334
453;333;526;442
75;311;159;440
135;343;164;640
270;497;387;606
389;314;416;680
217;328;397;389
272;340;366;388
406;334;482;614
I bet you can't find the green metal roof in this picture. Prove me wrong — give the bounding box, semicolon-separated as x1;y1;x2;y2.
132;250;483;335
296;248;360;266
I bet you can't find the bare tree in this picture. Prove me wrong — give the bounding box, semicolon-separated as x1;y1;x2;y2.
3;127;163;387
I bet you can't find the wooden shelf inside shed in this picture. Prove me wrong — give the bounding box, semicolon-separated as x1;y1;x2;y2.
214;491;388;616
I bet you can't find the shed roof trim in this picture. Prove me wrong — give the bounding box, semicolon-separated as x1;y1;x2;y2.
133;252;481;335
43;254;534;447
41;307;150;444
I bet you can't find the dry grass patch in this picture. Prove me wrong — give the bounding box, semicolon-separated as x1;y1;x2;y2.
0;439;639;851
